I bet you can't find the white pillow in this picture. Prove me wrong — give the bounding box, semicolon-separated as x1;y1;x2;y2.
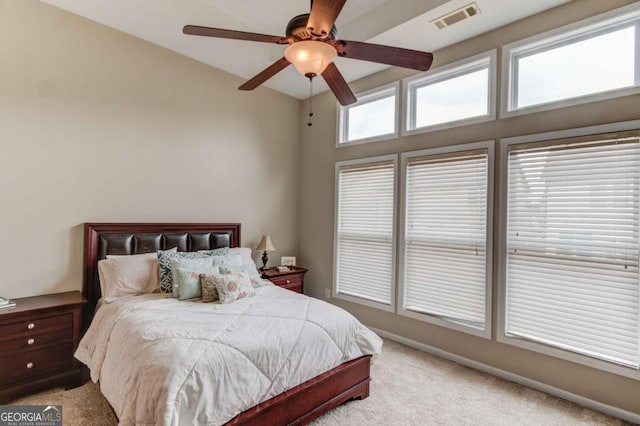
228;247;254;265
106;247;176;259
212;253;243;267
98;252;160;302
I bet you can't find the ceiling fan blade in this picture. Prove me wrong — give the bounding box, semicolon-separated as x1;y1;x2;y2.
307;0;346;38
335;40;434;71
239;58;291;91
321;62;357;106
183;25;287;44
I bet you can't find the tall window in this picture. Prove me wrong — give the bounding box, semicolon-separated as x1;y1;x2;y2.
400;142;493;335
405;51;496;134
505;130;640;369
503;4;640;114
337;83;398;145
334;156;396;309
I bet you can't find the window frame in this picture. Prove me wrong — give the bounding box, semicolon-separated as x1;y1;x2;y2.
333;154;398;312
501;3;640;118
398;140;495;338
498;119;640;380
336;82;400;147
403;50;497;136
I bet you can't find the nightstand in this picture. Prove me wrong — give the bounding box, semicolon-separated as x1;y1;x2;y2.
261;267;308;294
0;291;86;403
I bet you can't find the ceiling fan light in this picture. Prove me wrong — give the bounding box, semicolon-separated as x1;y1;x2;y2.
284;41;337;77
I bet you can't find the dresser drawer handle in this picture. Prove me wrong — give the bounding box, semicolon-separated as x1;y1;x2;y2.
27;338;35;345
27;323;35;330
26;362;34;369
286;280;291;284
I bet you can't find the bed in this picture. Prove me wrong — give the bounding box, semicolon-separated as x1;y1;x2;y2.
79;223;381;425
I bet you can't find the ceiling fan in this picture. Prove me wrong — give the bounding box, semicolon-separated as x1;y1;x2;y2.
183;0;434;106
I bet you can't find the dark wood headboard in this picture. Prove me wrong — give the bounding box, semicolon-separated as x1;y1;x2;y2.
82;223;241;331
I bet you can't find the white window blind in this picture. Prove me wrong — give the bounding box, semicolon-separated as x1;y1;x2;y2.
506;132;640;368
403;150;489;329
335;159;395;306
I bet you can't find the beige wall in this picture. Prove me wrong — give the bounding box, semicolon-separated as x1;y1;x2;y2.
0;0;300;298
3;0;639;417
298;0;640;415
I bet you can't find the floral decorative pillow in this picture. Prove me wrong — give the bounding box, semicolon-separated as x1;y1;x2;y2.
214;271;256;304
218;263;261;278
200;273;221;303
157;247;229;294
174;265;219;300
249;275;272;289
218;265;271;288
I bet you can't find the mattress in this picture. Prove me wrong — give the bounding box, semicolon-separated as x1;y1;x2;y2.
75;284;382;425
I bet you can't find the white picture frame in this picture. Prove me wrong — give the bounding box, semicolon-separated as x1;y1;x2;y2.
280;256;296;267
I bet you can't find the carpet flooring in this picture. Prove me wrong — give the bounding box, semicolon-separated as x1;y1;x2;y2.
11;339;631;425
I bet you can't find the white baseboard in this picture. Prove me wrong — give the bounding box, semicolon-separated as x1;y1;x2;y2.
368;326;640;424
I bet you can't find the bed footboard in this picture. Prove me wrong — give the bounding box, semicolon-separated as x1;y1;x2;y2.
226;355;371;426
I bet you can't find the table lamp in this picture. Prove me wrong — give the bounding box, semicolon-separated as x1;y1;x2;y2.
255;235;275;271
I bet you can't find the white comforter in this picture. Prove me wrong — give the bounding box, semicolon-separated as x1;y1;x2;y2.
75;285;382;426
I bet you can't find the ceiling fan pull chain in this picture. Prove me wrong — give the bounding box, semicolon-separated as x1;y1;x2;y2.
307;76;314;127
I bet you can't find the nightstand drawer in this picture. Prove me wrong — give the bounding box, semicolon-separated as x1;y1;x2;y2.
0;343;73;386
261;268;307;294
1;328;72;354
269;274;304;293
280;282;303;293
270;274;303;288
0;313;72;341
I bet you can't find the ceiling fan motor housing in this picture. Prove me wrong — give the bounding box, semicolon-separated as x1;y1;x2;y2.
286;14;337;41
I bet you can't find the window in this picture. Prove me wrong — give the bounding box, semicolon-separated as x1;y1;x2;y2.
502;127;640;374
334;155;397;310
405;51;496;134
399;142;494;336
503;3;640;115
337;83;398;145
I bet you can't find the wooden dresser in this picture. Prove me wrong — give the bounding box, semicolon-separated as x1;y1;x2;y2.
261;267;308;294
0;291;86;403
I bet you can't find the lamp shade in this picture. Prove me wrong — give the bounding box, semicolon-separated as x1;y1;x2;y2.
255;235;275;252
284;41;337;77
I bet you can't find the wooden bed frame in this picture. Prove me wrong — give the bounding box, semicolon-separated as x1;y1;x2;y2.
82;222;371;425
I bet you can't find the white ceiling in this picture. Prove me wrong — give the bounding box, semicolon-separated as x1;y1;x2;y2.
40;0;570;99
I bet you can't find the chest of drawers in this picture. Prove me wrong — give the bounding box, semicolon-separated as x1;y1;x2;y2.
0;291;86;403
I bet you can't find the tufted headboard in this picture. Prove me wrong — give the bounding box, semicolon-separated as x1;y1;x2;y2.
82;223;241;331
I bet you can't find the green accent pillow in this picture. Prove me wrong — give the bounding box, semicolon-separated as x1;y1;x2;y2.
171;257;213;298
175;265;219;300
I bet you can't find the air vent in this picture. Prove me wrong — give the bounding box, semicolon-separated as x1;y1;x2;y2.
431;3;481;30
